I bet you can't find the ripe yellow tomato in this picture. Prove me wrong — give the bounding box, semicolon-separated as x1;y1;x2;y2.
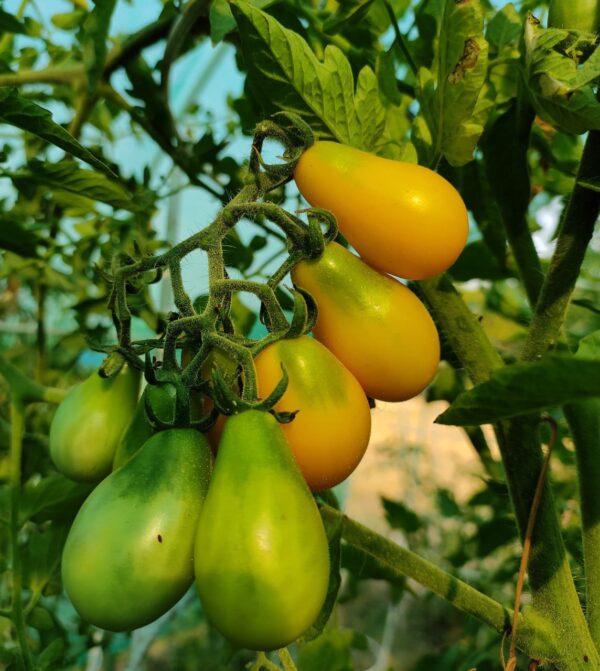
294;141;469;280
254;335;371;491
291;242;440;402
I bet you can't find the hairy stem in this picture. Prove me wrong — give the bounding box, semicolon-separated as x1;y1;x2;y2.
9;403;33;671
522;128;600;362
418;273;504;384
565;401;600;648
320;505;558;662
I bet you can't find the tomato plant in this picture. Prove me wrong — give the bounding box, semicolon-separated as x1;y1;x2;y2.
294;141;469;280
0;1;599;670
254;335;371;491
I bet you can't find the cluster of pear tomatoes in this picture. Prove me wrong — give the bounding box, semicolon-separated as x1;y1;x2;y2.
49;141;468;651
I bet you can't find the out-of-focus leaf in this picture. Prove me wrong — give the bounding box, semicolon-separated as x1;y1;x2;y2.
0;89;114;175
382;497;422;533
0;8;27;34
82;0;117;94
298;627;366;671
0;214;42;257
412;0;490;166
523;16;600;134
437;356;600;425
9;161;139;211
449;240;510;281
302;507;343;642
20;473;93;524
323;0;375;34
22;524;69;597
209;0;273;43
231;0;387;151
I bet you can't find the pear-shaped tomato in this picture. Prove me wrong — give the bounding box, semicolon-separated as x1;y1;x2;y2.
50;364;140;482
112;383;178;470
291;242;440;402
294;141;469;280
548;0;599;32
254;336;371;491
194;410;329;650
62;428;212;631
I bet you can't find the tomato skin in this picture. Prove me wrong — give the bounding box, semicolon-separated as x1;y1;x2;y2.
548;0;599;32
194;410;329;650
50;364;140;482
62;428;212;631
291;242;440;402
254;336;371;491
294;141;469;280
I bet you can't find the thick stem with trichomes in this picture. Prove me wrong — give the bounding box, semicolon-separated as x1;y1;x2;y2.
565;401;600;649
319;505;557;663
522;128;600;362
9;403;34;671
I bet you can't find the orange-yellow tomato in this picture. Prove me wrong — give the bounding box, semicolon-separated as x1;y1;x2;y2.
291;242;440;402
294;141;469;280
254;336;371;491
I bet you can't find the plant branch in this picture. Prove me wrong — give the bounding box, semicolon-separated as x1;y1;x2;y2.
521;128;600;362
320;505;556;662
383;0;418;76
417;273;504;385
9;402;34;671
564;400;600;649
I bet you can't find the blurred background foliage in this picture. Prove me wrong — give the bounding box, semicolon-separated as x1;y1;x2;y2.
0;0;598;669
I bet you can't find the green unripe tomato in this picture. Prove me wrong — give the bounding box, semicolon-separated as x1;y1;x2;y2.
62;428;212;631
548;0;600;32
194;410;329;650
49;364;140;482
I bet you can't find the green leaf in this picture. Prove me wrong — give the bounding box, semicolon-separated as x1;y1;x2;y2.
577;331;600;359
302;508;343;642
436;356;600;426
524;16;600;134
231;0;385;150
82;0;117;95
0;89;115;175
413;0;489;166
0;214;41;258
298;627;364;671
449;240;510;281
323;0;375;34
20;473;93;524
9;160;139;211
0;8;27;34
209;0;274;43
382;497;422;533
22;524;69;597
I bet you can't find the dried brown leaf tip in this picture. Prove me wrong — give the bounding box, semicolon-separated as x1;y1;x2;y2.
448;39;481;83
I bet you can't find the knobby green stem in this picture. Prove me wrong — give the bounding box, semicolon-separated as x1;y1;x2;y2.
10;402;33;671
565;401;600;649
497;418;599;669
320;506;557;662
499;87;544;307
417;273;504;384
522;128;600;362
414;276;597;667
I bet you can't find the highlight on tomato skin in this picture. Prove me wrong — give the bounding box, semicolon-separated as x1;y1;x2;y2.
291;242;441;403
254;335;372;491
294;141;469;280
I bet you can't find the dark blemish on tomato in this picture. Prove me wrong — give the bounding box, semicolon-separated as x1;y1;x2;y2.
584;655;589;663
157;534;163;543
